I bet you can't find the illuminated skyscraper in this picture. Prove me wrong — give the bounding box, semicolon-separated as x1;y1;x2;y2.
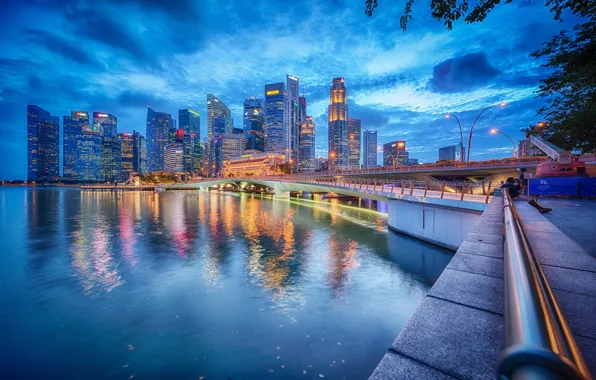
63;111;87;179
119;132;134;180
133;131;147;174
299;116;316;172
94;112;121;181
264;82;286;154
209;133;244;176
328;77;349;170
362;130;377;168
178;108;201;173
286;74;299;163
383;140;407;167
164;130;185;173
74;111;101;181
243;97;264;152
146;107;173;172
348;118;361;169
27;105;59;181
207;94;232;140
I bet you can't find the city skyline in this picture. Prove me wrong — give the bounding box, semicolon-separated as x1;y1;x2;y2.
0;0;574;179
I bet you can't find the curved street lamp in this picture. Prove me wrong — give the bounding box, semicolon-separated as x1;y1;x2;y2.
445;113;464;162
467;102;506;162
490;128;517;158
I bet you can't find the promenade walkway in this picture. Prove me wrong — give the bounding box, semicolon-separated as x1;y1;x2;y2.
369;196;596;379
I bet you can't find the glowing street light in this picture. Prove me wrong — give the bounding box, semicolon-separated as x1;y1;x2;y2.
489;128;517;158
466;102;506;162
445;113;464;161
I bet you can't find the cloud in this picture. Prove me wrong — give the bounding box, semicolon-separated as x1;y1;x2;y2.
429;52;501;93
25;29;98;66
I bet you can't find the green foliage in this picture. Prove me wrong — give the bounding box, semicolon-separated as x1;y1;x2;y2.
531;4;596;152
364;0;590;31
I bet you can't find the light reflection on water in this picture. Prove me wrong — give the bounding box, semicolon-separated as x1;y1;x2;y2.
1;188;452;380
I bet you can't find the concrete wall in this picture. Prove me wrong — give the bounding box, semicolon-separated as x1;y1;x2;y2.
388;199;481;250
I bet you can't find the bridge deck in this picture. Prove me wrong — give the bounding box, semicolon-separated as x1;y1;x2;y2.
370;196;596;379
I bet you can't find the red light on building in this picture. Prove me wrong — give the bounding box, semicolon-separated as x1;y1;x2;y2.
175;129;185;142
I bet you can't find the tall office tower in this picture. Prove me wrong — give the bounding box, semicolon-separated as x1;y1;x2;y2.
119;132;134;180
164;130;185;172
178;108;200;173
146;107;173;172
286;74;299;164
209;133;244;176
328;77;349;170
207;94;232;141
298;116;316;172
243;97;264;152
132;131;147;174
75;111;102;181
264;82;286;153
438;143;465;162
362;130;378;168
347;118;361;169
94;112;121;181
27;105;59;181
63;111;87;179
383;140;407;167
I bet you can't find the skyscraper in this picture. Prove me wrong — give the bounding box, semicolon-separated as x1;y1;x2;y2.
264;82;286;154
146;107;173;172
383;140;407;167
328;77;349;170
75;111;101;181
133;131;147;175
348;118;361;169
299;116;316;172
63;112;85;179
209;133;244;176
27;105;59;181
119;132;134;180
362;130;377;168
178;108;201;173
243;97;264;152
438;144;465;162
207;94;232;140
286;74;299;164
95;112;121;182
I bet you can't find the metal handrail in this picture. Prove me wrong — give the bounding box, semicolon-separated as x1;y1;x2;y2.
499;190;592;380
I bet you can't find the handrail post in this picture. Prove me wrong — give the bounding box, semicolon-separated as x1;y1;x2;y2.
485;180;492;203
440;181;445;199
424;180;429;197
401;181;405;195
391;180;396;194
409;180;414;196
461;181;466;201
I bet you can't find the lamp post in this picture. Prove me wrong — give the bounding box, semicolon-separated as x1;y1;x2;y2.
329;151;335;173
467;102;506;162
490;128;517;158
445;113;464;162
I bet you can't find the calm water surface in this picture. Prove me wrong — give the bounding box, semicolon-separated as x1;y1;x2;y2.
0;188;452;379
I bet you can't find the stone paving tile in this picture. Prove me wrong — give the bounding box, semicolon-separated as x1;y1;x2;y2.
466;232;503;245
392;297;503;380
458;240;503;258
474;220;504;229
528;238;596;272
447;253;504;279
368;352;457;380
522;221;562;233
429;269;504;314
575;335;596;376
472;225;503;235
553;289;596;340
542;265;596;297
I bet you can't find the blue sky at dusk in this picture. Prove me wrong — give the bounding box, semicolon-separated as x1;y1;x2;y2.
0;0;577;179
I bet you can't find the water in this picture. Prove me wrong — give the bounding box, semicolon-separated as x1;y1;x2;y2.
0;188;452;379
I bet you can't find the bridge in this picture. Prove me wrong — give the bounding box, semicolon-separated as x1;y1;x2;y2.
167;176;492;251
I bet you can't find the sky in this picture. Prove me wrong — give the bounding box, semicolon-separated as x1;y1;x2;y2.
0;0;579;179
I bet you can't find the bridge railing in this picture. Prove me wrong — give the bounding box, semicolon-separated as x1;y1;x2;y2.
499;190;591;379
